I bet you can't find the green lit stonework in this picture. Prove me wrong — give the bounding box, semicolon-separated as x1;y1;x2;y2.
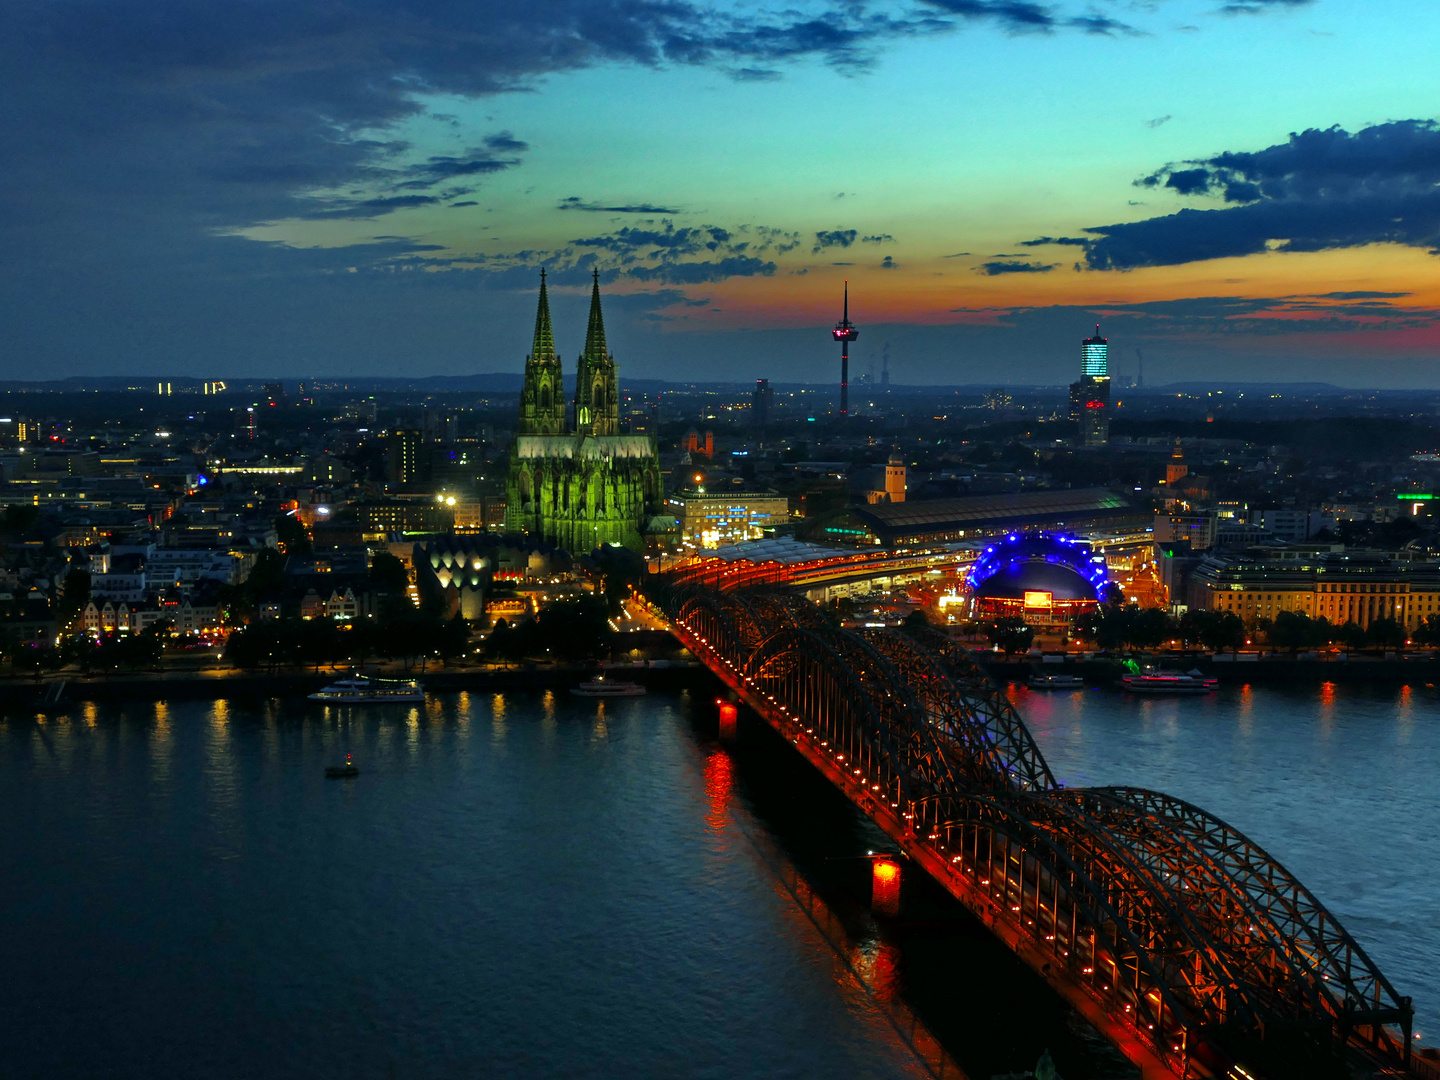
505;271;661;551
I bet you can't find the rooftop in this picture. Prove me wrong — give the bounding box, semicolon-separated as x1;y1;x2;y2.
852;487;1134;531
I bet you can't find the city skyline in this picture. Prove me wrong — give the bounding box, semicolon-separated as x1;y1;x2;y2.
4;1;1440;385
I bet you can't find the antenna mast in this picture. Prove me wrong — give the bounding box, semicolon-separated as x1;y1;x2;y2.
831;280;859;417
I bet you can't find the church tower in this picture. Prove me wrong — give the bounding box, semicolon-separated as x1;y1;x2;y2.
573;270;620;436
518;270;566;435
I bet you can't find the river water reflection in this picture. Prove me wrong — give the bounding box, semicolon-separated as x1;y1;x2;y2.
2;692;925;1080
4;679;1435;1079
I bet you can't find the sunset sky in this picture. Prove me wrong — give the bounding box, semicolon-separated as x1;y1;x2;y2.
4;0;1440;386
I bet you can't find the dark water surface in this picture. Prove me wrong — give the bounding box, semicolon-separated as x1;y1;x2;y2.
3;691;926;1080
4;680;1436;1079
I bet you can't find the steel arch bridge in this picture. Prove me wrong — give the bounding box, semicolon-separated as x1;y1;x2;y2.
649;579;1422;1080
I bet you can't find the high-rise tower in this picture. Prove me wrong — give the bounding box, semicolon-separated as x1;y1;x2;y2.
752;378;774;428
1074;324;1111;447
1083;325;1108;380
831;280;859;417
518;269;566;435
573;269;620;436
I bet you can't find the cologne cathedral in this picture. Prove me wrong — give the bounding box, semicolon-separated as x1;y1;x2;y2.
504;270;662;551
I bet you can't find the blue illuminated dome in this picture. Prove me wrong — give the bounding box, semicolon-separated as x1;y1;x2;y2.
967;532;1114;605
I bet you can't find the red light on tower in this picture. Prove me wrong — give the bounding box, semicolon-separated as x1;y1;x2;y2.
831;280;859;417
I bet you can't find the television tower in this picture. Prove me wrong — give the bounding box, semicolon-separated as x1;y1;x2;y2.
831;280;859;417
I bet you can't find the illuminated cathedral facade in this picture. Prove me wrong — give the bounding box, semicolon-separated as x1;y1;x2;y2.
504;270;661;551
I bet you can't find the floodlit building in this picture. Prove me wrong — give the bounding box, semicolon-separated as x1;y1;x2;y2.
1187;548;1440;630
1069;326;1111;447
966;532;1113;630
504;271;662;551
668;479;789;549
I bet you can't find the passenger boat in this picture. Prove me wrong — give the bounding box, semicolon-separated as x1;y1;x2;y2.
325;753;359;779
308;675;425;703
1027;673;1085;690
1119;670;1218;695
570;674;647;698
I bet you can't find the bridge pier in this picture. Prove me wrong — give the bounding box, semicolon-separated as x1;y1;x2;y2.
871;858;901;916
716;698;738;740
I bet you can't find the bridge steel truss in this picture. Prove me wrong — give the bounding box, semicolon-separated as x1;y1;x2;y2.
654;582;1418;1080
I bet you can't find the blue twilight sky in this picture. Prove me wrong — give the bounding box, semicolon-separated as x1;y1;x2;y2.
3;0;1440;386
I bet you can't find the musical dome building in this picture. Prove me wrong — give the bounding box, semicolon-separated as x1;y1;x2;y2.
966;532;1113;628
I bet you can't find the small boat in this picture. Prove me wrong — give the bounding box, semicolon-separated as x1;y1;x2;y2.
1028;673;1085;690
325;754;359;779
570;674;647;698
1120;670;1218;695
309;675;424;703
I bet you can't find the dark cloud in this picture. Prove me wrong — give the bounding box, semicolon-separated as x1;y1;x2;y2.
558;197;685;213
1147;115;1172;129
627;257;777;284
880;255;898;269
309;194;441;219
923;0;1056;30
483;131;528;153
1217;0;1312;13
556;221;788;284
1084;120;1440;270
813;229;859;252
1020;236;1091;247
922;0;1136;34
730;67;783;81
1312;290;1412;300
861;233;896;243
449;201;479;208
571;223;736;257
980;260;1056;274
1065;12;1137;35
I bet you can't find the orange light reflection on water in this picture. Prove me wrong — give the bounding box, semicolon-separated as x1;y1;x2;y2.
703;750;733;832
853;938;902;1004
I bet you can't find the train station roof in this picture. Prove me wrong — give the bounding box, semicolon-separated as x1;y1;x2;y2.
708;538;863;564
846;487;1141;542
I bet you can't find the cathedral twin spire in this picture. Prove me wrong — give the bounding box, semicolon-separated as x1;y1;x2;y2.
519;269;618;437
518;269;565;435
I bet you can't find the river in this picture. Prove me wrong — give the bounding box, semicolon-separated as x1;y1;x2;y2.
2;680;1434;1080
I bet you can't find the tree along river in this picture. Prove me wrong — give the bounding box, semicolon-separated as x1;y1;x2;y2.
2;681;1434;1080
